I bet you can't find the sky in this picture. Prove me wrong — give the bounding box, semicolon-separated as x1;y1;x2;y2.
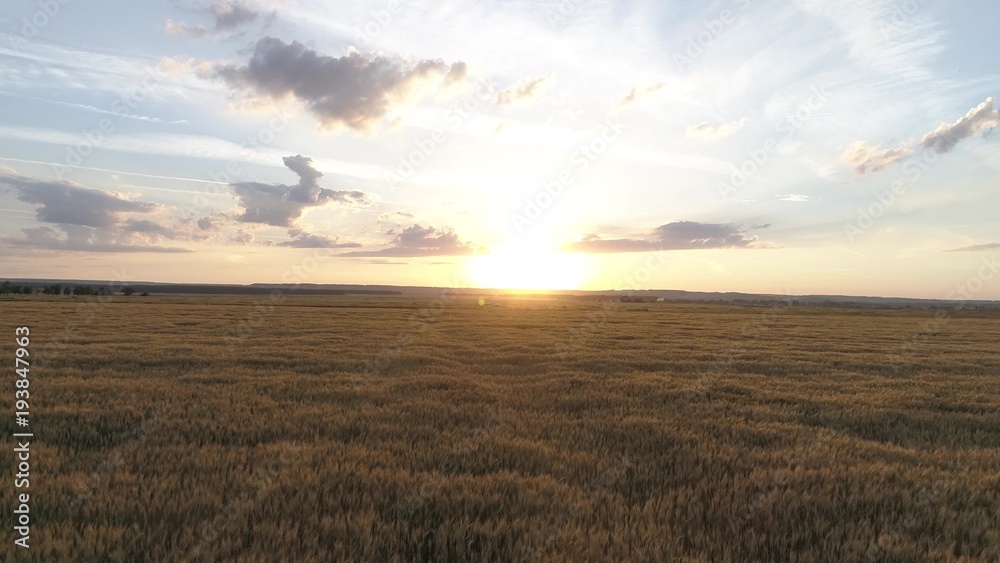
0;0;998;299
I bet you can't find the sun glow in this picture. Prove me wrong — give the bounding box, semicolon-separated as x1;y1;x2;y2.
468;242;589;291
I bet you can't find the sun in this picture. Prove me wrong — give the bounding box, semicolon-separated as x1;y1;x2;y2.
468;241;588;291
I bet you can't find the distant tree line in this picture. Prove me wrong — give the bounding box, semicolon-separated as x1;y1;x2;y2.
0;281;141;296
0;281;35;295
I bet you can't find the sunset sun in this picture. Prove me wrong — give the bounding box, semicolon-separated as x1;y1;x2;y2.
468;242;589;291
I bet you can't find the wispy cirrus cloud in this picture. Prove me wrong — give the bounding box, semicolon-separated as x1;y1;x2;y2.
0;127;384;182
945;242;1000;252
0;91;188;123
776;194;810;202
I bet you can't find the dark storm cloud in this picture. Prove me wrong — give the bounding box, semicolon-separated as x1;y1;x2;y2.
339;224;475;257
210;37;468;133
565;221;762;253
231;155;370;227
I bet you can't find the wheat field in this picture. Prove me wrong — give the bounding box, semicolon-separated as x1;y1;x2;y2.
2;294;999;562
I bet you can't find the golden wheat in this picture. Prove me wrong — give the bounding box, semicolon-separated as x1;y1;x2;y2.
1;294;998;561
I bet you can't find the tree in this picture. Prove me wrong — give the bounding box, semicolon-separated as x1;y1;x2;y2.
0;281;11;295
122;287;136;296
72;286;94;296
20;286;33;295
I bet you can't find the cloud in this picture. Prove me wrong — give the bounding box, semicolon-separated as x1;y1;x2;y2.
5;225;191;253
278;229;361;249
122;218;180;237
920;97;999;154
367;259;410;265
231;155;370;227
945;242;1000;252
229;230;256;245
443;61;468;85
614;83;664;109
209;37;467;133
158;56;214;76
841;140;912;175
339;224;476;257
776;194;810;202
377;210;416;229
844;98;998;174
565;221;763;253
0;171;212;252
685;118;748;141
496;75;552;106
0;173;157;227
165;1;266;39
120;217;215;244
0;91;187;124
